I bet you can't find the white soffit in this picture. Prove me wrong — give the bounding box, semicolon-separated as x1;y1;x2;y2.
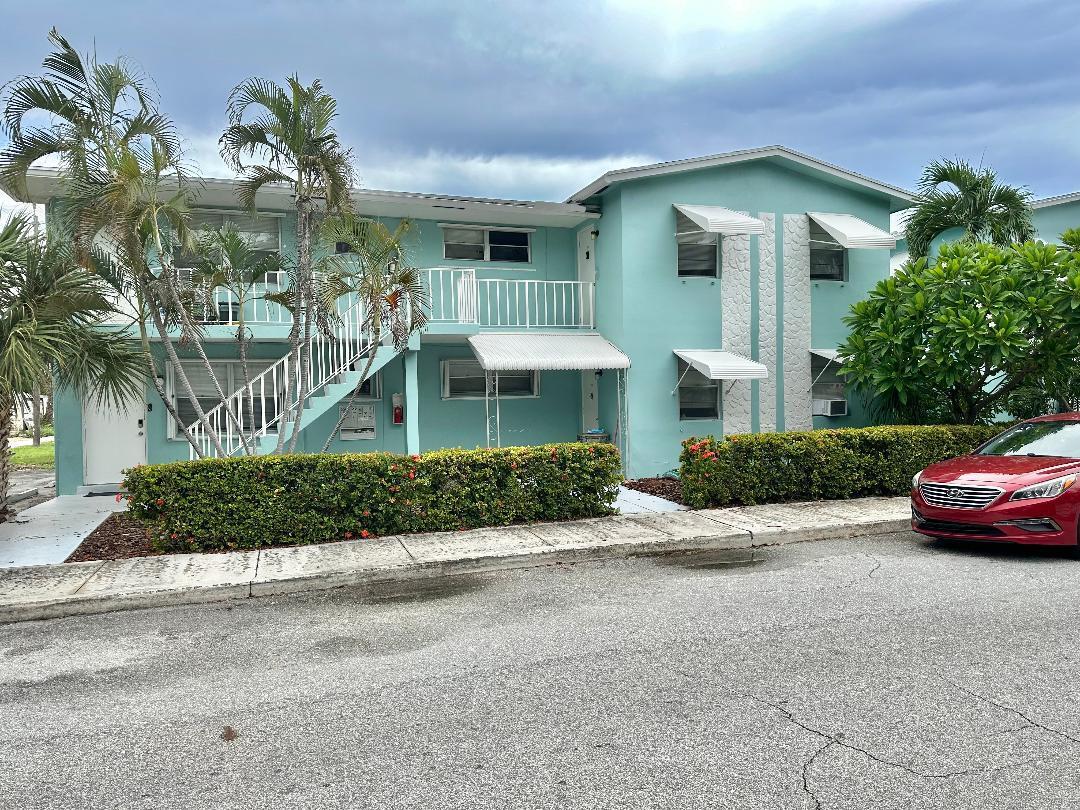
469;333;630;371
810;349;840;362
674;204;766;236
675;350;768;380
808;212;896;249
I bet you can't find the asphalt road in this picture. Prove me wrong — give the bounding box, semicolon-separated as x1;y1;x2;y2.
3;531;1080;809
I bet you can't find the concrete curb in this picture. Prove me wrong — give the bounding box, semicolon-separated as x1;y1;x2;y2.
0;497;912;624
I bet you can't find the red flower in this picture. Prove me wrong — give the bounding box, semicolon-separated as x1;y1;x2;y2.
170;532;178;539
155;498;165;507
362;509;371;517
411;454;421;461
408;470;416;479
344;531;354;539
360;529;371;539
114;493;123;503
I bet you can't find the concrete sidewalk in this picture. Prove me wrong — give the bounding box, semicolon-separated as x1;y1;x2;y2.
0;496;911;623
0;496;125;568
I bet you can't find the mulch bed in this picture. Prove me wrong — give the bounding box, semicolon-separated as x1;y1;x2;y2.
65;513;160;563
623;477;685;505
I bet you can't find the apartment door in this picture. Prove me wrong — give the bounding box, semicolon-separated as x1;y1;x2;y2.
83;396;147;486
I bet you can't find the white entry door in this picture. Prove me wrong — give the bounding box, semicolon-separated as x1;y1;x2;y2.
83;396;147;486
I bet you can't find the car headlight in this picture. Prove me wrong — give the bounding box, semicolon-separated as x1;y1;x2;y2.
1010;474;1077;501
912;470;923;489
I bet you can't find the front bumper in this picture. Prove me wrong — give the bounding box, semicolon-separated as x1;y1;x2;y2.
910;490;1076;545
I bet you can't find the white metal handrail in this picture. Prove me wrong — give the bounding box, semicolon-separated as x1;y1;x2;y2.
187;295;371;459
422;268;478;323
421;268;594;329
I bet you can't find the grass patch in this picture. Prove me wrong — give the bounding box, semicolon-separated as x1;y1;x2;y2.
10;442;55;469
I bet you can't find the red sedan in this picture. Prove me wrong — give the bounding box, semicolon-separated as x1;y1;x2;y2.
911;414;1080;547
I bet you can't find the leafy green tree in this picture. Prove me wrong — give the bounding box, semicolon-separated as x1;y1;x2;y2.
0;221;143;517
840;241;1080;424
904;158;1034;259
219;76;354;453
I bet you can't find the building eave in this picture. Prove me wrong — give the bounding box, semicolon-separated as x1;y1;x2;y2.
566;145;916;212
1033;191;1080;209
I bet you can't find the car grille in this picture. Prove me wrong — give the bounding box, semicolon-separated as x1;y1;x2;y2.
919;482;1003;510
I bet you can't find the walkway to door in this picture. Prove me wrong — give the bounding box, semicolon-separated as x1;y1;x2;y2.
0;496;124;568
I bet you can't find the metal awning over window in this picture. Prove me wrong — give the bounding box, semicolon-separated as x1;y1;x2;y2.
810;348;840;362
674;350;768;380
468;332;630;371
674;204;766;236
807;212;896;249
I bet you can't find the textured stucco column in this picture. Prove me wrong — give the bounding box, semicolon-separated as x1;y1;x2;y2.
782;215;813;430
757;213;777;432
721;232;752;435
403;349;420;454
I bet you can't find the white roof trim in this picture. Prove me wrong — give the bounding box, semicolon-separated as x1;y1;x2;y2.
567;145;915;208
675;350;768;380
468;332;630;371
1033;191;1080;209
674;204;765;236
810;348;840;362
808;212;896;249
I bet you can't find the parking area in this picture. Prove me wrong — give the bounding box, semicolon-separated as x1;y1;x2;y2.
2;530;1079;809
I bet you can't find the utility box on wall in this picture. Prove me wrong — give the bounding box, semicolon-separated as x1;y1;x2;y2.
339;401;377;440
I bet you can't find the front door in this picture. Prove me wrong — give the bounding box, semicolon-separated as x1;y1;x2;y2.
83;395;147;486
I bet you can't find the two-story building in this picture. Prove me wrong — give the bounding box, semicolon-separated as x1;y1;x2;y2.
25;145;913;492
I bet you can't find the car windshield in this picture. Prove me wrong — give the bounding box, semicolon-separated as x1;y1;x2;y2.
977;421;1080;458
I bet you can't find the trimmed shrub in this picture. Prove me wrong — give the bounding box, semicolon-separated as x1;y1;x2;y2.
124;443;622;553
679;424;1006;509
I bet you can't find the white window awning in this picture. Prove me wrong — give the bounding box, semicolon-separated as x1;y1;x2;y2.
675;350;768;380
675;204;765;236
807;212;896;249
810;348;840;362
469;332;630;371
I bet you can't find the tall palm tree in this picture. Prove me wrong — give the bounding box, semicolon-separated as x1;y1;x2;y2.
0;223;143;518
315;214;427;452
219;76;354;453
904;158;1034;259
0;29;240;457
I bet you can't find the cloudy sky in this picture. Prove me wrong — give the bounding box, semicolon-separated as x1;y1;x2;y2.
2;0;1078;204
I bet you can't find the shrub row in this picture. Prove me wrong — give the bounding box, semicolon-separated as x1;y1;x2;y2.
679;424;1007;509
124;443;623;553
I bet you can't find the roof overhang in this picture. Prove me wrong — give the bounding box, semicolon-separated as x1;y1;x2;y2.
567;145;915;212
675;350;767;380
674;204;765;236
469;332;630;371
810;348;840;362
808;212;895;249
1033;191;1080;209
19;167;599;229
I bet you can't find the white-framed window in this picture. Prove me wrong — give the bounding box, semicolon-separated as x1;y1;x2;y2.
166;359;282;437
810;221;848;281
675;210;719;278
441;359;538;399
677;358;721;420
176;210;285;285
353;371;382;400
441;225;532;263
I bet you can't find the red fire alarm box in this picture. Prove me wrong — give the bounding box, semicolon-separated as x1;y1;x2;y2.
392;392;404;425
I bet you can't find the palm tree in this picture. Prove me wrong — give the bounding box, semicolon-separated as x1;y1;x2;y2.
0;29;241;457
904;158;1035;259
188;225;286;444
219;76;354;453
316;214;427;452
0;222;143;518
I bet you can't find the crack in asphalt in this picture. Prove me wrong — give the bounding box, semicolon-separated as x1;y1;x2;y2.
742;693;1020;787
862;554;882;579
801;738;835;810
946;680;1080;746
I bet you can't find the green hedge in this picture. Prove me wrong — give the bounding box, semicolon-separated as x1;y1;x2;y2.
124;443;623;553
679;424;1007;509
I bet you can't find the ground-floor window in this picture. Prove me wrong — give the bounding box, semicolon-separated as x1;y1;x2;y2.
677;358;721;420
166;359;281;437
441;359;539;399
811;356;847;417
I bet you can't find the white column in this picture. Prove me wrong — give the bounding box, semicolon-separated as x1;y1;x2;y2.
721;231;752;435
782;214;813;431
757;213;777;432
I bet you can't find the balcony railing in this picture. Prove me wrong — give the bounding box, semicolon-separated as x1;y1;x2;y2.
422;267;595;329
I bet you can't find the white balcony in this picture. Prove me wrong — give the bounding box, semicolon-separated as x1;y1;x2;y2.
422;267;595;329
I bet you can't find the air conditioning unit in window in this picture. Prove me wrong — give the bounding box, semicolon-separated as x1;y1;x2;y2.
813;398;848;417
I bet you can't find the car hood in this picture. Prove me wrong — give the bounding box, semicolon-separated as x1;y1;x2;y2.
923;454;1080;485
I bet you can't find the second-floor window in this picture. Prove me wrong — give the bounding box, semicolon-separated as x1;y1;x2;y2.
810;221;848;282
675;209;719;278
176;211;284;284
442;226;531;263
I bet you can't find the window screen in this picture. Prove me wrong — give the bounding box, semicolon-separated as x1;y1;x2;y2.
677;359;720;420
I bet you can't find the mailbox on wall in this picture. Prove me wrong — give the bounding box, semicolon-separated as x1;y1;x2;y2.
339;401;376;440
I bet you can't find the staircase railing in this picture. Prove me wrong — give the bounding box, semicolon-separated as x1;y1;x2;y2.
187;296;371;459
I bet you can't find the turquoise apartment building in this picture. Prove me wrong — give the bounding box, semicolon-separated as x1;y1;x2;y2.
25;145;913;491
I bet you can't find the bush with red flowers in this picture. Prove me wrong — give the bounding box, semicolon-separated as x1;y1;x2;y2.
679;424;1005;509
123;443;622;553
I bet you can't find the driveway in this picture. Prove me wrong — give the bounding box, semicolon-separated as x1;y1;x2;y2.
2;531;1079;808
